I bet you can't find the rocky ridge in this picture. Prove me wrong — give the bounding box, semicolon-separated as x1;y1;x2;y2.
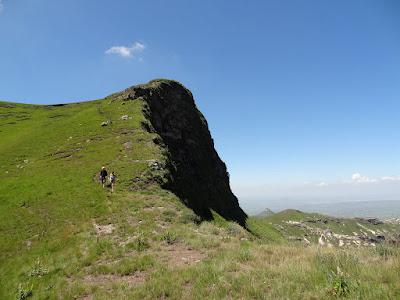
111;79;247;226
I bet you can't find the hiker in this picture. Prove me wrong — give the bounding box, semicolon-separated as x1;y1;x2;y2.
109;171;116;193
99;166;108;188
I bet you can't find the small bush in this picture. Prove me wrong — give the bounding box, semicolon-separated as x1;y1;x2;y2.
328;267;352;297
29;259;48;277
315;251;359;297
162;231;177;245
17;283;33;300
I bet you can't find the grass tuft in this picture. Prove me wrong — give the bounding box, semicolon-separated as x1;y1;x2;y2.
29;259;48;277
161;231;178;245
17;283;33;300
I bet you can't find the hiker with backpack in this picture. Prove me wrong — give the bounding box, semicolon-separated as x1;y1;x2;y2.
99;166;108;188
109;171;117;193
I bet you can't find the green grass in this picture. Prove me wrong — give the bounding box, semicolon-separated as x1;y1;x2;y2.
1;93;400;299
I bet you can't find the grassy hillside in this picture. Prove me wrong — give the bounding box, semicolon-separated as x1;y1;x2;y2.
1;84;400;299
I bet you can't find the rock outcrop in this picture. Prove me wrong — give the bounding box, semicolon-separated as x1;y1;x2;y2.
115;79;247;226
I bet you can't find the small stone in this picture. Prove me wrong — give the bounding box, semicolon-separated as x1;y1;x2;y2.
121;115;129;120
123;141;133;149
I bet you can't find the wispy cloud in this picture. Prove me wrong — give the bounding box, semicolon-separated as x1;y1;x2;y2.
351;172;377;183
0;0;4;13
105;41;145;58
381;175;400;181
300;172;400;187
351;172;400;184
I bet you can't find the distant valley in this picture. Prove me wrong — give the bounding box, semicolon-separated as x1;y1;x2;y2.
244;199;400;219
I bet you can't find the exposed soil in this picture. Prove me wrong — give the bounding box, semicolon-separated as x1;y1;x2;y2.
160;243;204;268
93;222;115;235
83;272;146;287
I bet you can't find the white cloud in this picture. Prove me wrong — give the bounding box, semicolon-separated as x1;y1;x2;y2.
105;42;145;58
0;0;4;13
299;173;400;186
351;172;377;183
348;173;400;184
381;175;400;181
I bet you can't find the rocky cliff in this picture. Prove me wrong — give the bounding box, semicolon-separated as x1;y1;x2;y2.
114;79;247;226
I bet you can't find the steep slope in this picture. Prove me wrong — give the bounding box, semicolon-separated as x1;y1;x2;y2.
0;93;165;298
112;80;247;225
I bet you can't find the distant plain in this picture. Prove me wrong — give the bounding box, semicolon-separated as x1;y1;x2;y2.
243;199;400;219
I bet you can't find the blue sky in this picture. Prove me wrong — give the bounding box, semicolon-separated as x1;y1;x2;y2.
1;0;400;212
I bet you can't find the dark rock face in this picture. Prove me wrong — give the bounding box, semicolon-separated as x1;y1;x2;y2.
119;79;247;226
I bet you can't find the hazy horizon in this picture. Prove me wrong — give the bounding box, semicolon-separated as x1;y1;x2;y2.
233;178;400;218
239;198;400;219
